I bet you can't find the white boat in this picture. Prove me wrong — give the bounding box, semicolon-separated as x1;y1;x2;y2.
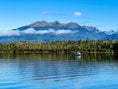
75;52;81;56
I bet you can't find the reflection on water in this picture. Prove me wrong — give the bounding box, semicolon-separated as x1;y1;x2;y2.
0;53;115;61
0;53;118;89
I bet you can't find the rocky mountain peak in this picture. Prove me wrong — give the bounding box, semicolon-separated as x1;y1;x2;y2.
28;21;81;28
66;22;80;28
82;26;99;31
29;21;48;27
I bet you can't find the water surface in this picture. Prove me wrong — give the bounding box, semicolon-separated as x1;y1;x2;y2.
0;53;118;89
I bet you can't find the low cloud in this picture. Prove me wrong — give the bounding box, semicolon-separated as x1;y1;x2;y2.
22;28;78;35
55;29;78;34
0;30;20;36
0;28;78;36
74;12;82;16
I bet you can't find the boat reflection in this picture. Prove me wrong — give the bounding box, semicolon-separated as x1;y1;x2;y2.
75;55;81;62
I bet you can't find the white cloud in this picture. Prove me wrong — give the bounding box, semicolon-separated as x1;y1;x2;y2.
20;28;55;34
55;30;78;34
21;28;36;34
42;11;69;18
22;28;78;35
42;11;51;14
0;28;78;36
74;12;82;16
0;30;20;36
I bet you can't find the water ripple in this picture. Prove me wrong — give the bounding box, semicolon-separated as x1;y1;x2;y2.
0;53;118;89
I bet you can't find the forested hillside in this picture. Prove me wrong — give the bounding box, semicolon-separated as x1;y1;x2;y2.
0;39;118;53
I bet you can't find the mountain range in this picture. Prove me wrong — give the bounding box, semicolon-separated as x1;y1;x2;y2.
0;21;117;42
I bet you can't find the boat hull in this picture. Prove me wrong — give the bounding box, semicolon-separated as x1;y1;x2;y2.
75;53;81;56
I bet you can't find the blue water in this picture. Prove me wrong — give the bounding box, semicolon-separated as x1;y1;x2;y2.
0;53;118;89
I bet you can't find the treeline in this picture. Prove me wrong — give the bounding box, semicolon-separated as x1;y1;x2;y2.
0;39;118;53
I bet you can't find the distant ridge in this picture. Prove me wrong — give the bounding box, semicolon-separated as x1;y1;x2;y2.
14;21;99;31
0;20;114;43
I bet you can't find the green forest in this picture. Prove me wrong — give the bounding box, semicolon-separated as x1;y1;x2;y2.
0;39;118;53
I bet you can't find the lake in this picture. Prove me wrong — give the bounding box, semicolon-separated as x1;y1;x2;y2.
0;53;118;89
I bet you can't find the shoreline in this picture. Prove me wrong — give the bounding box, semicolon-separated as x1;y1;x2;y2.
0;51;114;54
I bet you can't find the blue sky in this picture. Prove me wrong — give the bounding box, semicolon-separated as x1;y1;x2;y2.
0;0;118;31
